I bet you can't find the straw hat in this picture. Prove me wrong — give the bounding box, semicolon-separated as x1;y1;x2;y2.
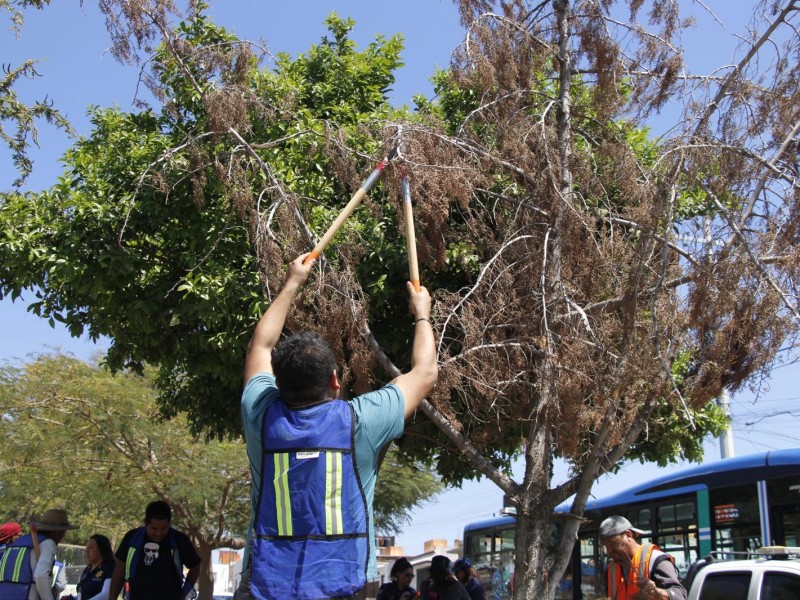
28;509;78;531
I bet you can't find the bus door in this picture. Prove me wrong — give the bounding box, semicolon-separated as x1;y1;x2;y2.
771;503;800;546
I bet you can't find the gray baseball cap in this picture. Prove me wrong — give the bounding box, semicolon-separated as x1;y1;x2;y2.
599;515;648;541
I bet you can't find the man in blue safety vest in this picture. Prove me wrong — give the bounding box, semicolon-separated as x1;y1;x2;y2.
0;508;78;600
235;253;438;600
108;500;201;600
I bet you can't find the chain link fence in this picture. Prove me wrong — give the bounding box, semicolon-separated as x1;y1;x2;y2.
59;544;87;594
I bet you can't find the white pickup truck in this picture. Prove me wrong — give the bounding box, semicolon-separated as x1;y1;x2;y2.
685;547;800;600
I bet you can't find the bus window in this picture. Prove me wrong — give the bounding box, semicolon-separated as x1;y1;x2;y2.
656;531;697;578
658;501;695;531
710;484;761;553
623;508;651;532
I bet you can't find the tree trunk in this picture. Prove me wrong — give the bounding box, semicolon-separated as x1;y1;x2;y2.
511;408;559;599
196;541;215;600
513;507;562;599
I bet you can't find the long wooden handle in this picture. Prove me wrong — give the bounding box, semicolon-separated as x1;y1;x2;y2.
401;175;420;292
304;155;392;264
30;524;40;561
305;187;369;262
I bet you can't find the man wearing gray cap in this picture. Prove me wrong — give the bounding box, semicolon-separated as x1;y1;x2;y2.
600;515;687;600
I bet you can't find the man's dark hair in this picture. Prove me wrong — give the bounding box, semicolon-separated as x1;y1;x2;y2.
145;500;172;523
272;332;337;406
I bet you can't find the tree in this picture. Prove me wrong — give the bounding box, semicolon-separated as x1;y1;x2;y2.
1;2;799;599
0;353;441;599
0;6;409;437
373;449;444;535
399;1;800;597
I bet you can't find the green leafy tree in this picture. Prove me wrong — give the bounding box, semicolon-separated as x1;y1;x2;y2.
373;450;443;534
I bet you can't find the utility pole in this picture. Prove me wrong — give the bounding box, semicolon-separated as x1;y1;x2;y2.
717;387;736;459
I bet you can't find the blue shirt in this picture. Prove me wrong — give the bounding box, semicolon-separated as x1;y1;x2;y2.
241;373;405;579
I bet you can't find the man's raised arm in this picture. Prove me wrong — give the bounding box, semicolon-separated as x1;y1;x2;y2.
244;253;316;384
392;282;438;418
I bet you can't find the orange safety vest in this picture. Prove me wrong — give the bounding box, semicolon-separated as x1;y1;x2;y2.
606;542;672;599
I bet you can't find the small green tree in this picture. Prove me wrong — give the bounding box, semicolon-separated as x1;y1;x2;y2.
0;353;249;599
0;8;410;437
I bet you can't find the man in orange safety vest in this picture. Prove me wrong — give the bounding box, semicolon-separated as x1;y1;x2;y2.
601;515;687;600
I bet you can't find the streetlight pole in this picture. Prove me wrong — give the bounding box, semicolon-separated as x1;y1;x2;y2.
717;387;736;459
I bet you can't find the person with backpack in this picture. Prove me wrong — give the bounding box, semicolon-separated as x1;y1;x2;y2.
107;500;201;600
601;515;687;600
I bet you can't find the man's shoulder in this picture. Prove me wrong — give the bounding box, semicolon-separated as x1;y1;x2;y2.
169;527;194;545
242;373;279;408
243;372;277;394
651;550;678;570
38;536;58;551
350;383;403;414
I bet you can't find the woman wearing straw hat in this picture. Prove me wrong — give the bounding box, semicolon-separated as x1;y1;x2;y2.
0;508;78;600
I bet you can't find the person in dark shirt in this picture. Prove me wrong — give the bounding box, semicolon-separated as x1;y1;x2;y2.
61;533;116;600
453;558;486;600
377;557;417;600
419;555;470;600
108;501;201;600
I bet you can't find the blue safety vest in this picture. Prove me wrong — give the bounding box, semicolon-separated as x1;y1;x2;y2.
124;527;183;599
251;398;369;599
0;532;50;600
52;559;64;597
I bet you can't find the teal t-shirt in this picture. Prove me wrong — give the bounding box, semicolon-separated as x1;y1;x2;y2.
241;372;405;580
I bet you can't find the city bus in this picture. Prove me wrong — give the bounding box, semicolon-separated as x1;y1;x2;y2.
462;449;800;599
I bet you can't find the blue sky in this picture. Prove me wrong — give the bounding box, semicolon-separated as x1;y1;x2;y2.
2;1;799;556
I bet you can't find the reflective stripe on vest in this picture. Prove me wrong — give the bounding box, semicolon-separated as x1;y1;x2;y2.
273;452;293;536
124;545;136;582
0;546;28;582
325;450;344;535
